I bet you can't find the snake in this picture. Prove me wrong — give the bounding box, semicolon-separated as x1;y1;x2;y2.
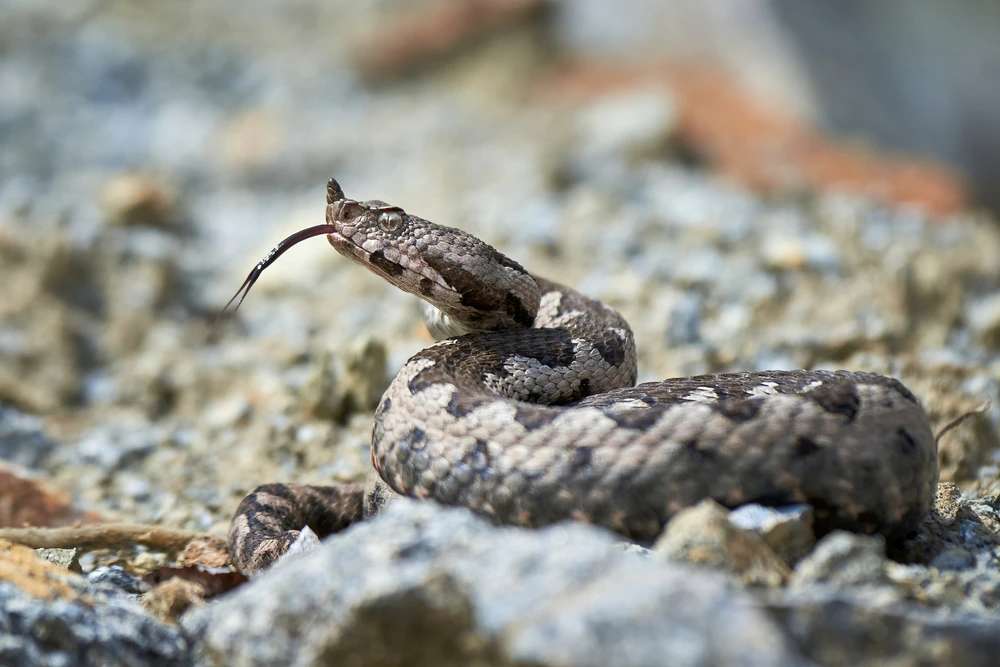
225;178;938;575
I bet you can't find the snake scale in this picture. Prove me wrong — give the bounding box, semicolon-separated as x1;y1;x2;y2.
226;178;938;574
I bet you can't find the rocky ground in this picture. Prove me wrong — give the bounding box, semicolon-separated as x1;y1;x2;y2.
2;2;1000;666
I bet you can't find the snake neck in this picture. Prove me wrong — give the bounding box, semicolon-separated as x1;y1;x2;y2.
423;302;475;340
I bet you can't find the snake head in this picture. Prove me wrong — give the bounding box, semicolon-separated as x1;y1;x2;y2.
324;180;540;335
225;178;540;334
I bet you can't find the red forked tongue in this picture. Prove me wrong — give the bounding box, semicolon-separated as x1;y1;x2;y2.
223;224;334;313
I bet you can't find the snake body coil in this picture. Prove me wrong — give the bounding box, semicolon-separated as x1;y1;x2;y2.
227;179;937;574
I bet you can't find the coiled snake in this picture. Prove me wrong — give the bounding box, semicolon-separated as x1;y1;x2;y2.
226;179;937;574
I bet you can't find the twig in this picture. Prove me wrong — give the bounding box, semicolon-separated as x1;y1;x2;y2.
935;400;991;445
0;523;207;552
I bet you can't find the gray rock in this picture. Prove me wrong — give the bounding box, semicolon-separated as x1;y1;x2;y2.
186;500;807;667
34;548;80;573
654;500;790;587
75;425;158;470
968;292;1000;347
791;531;888;588
664;292;703;345
728;503;815;564
574;87;677;163
0;582;189;667
765;588;1000;667
931;547;977;572
87;565;149;596
0;406;57;469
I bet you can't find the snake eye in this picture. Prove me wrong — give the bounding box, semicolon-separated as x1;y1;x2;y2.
378;210;403;233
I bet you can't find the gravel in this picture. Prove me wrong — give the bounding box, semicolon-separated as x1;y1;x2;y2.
2;2;1000;665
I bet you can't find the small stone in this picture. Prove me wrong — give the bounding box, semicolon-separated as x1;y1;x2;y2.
968;292;1000;347
0;406;58;469
101;172;178;228
930;547;976;571
272;525;321;572
143;577;206;624
88;565;148;596
664;292;703;345
75;425;157;470
203;396;252;430
34;548;81;573
762;237;807;271
654;499;790;587
575;87;677;162
342;337;389;415
300;350;339;420
179;536;231;570
728;503;815;564
790;531;888;588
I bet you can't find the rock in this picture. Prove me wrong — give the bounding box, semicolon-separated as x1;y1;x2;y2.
790;531;888;588
574;87;677;162
34;548;80;573
760;233;841;273
337;337;389;420
930;547;976;571
764;588;1000;667
896;482;999;565
100;173;178;228
301;338;388;423
0;540;188;666
143;577;206;624
0;466;99;528
967;292;1000;347
186;500;806;667
0;406;57;469
664;292;703;345
654;500;790;587
87;565;148;596
74;424;158;470
728;503;815;564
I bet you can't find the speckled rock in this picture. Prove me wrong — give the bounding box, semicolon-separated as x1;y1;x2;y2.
654;500;790;587
728;503;815;564
186;500;807;667
790;532;888;588
764;588;1000;667
0;407;57;470
0;541;189;667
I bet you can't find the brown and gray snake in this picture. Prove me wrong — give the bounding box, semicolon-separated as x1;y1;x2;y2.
225;178;938;575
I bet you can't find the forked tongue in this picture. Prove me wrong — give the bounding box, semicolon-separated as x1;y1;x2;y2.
223;224;335;313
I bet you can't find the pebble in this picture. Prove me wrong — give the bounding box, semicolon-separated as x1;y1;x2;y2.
728;503;815;564
790;532;888;588
574;87;677;162
654;500;790;587
100;173;178;228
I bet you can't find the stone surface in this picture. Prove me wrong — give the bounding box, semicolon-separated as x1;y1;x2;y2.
654;500;790;587
574;87;677;162
728;503;815;564
790;532;888;588
0;407;57;470
2;4;1000;666
765;588;1000;667
34;548;80;573
0;540;189;667
88;565;149;596
186;500;806;667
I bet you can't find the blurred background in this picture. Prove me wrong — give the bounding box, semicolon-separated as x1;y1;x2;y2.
1;0;999;548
